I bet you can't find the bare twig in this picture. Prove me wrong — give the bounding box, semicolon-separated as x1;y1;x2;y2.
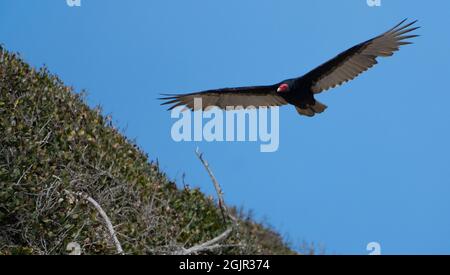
14;164;33;186
173;148;241;255
39;131;52;146
66;191;124;255
195;147;237;223
175;227;233;255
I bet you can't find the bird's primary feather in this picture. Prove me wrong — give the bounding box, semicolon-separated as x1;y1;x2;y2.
160;85;288;111
304;19;420;94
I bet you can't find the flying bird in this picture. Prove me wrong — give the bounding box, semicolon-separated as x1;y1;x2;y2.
160;19;419;117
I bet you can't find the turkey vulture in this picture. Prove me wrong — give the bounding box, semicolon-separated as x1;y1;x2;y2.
160;19;419;117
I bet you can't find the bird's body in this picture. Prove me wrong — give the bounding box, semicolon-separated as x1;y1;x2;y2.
161;19;419;117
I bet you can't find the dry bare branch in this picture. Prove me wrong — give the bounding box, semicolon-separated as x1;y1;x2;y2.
195;147;237;224
66;191;124;255
175;227;233;255
14;164;33;186
172;148;242;255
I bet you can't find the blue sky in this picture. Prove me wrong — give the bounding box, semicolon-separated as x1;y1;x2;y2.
1;0;450;254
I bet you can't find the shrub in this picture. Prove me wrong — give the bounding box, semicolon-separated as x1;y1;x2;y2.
0;46;294;255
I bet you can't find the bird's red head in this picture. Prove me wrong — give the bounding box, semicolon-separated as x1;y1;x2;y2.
277;83;290;93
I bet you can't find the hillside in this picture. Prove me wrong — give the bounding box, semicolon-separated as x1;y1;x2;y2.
0;46;295;255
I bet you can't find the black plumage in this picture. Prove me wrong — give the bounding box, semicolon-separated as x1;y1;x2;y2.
161;19;419;117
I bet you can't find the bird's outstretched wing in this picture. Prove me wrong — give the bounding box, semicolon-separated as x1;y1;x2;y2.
160;85;287;111
302;19;420;94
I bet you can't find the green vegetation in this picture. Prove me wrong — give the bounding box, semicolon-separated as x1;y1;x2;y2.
0;46;294;255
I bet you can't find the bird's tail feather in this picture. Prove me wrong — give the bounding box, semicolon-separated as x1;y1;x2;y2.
296;100;327;117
